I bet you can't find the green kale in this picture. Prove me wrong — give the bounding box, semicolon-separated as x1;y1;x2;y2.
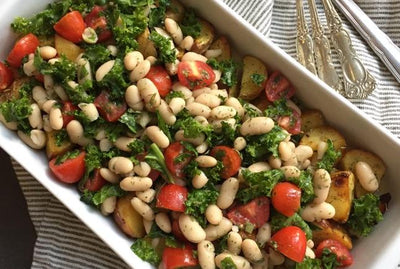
184;159;201;180
185;188;219;227
130;238;161;266
150;31;177;64
242;102;261;118
237;169;285;203
207;59;239;87
250;73;266;86
0;95;32;134
264;98;292;120
82;44;112;71
346;193;383;237
119;109;139;134
147;222;178;248
148;0;170;27
220;257;238;269
145;143;174;183
316;139;341;172
174;109;213;139
164;90;184;103
34;52;76;83
202;161;224;184
128;139;146;156
80;144;104;188
207;121;238;148
157;111;172;141
270;213;313;240
321;248;340;269
295;257;322;269
214;234;229;255
287;170;315;204
179;8;201;38
55;149;80;165
97;59;129;101
55;129;69;146
81;184;125;207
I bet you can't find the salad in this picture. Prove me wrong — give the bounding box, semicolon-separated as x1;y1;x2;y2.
0;0;389;268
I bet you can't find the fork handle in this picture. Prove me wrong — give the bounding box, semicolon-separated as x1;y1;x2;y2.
332;0;400;85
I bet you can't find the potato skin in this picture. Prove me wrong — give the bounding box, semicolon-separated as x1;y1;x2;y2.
209;36;231;61
326;171;355;223
46;131;74;159
114;194;145;238
165;0;185;22
312;220;353;249
191;19;215;54
300;125;347;151
55;34;83;61
301;109;325;133
238;56;268;101
137;28;157;58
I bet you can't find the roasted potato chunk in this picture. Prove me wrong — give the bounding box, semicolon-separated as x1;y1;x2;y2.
137;28;157;58
251;93;271;111
301;109;325;133
55;34;83;61
312;220;353;249
300;125;346;151
165;0;185;22
46;131;74;159
326;171;355;223
114;194;145;238
238;56;267;101
191;19;215;54
209;36;231;61
340;149;386;198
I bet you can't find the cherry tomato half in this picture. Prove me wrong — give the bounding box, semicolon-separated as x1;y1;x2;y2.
54;11;85;43
7;33;40;68
49;151;86;184
315;239;353;267
164;142;194;179
162;245;198;269
278;109;301;135
145;65;172;97
210;146;241;179
94;91;127;122
61;101;79;128
270;226;306;263
156;184;188;212
265;71;295;102
171;219;187;243
177;61;215;90
84;168;107;192
227;197;270;228
84;6;112;42
271;182;301;217
0;62;14;91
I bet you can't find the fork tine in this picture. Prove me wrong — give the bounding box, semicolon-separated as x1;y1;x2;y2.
296;0;317;75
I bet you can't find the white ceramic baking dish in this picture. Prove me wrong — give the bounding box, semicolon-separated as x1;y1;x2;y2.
1;0;399;268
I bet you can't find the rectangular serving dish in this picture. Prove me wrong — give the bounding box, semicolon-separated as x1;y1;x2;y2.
1;0;400;268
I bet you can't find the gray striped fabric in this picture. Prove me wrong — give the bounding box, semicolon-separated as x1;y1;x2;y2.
11;0;400;268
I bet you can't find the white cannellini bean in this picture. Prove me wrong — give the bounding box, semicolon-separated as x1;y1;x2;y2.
195;116;209;126
131;197;154;221
269;248;285;265
168;97;186;114
301;202;336;222
240;117;274;136
78;103;98;122
130;60;151;82
197;240;215;269
242;239;263;263
134;162;151;177
101;196;117;215
42;115;52;132
28;103;43;129
108;156;134;175
166;59;180;76
295;145;313;163
165;18;183;45
146;56;157;65
305;246;316;259
195;93;221;108
39;46;57;60
0;113;18;130
196;155;217;168
248;162;271;173
181;52;208;62
355;161;379;192
146;126;170;149
43;75;54;91
49;107;63;130
17;130;46;149
205;217;232;241
192;87;211;98
124;51;144;71
114;136;136;152
192;171;209;189
205;49;222;59
99;138;113;152
225;97;244;118
269;155;282;169
120;176;153;191
313;169;332;204
107;45;118;57
53;85;68;101
206;205;223;225
143;219;153;235
41;99;57;114
281;166;301;179
256;223;271;247
196;142;208;154
174;130;205;146
99;168;120;184
32;86;48;108
136;188;156;203
77;58;92;84
186;102;211;118
179;214;206;243
179;36;194;50
212;70;221;83
155;212;172;233
158;100;176;125
125;85;144;111
233;137;247;151
23;59;36;76
215;253;251;269
96;60;115;81
172;82;193;99
137;112;152;128
66;120;92;146
317;141;328;160
210;106;237;120
279;141;294;162
217;177;239;209
227;231;242;255
137;78;161;110
48;58;60;65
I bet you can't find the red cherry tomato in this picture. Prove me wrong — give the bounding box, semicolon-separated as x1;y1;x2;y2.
156;184;188;212
278;109;301;135
171;219;187;243
94;91;127;122
270;226;306;263
145;65;172;97
210;146;241;179
7;33;40;68
315;239;353;267
177;61;215;90
34;74;44;83
164;142;194;179
49;151;86;184
265;71;295;102
162;245;198;269
227;197;270;228
84;6;112;42
0;62;14;91
84;168;107;192
136;153;160;181
271;182;301;217
61;101;79;127
54;11;85;43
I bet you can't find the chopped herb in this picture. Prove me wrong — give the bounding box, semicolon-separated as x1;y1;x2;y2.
145;143;174;183
207;121;238;148
150;31;177;64
97;59;129;101
157;111;172;141
316;139;341;172
270;212;313;240
321;248;340;269
180;8;201;38
55;129;69;146
0;94;32;134
81;184;125;207
202;161;224;184
55;149;80;165
242;102;261;118
82;44;113;71
214;234;229;255
119;109;139;134
164;90;184;103
264;98;292;120
287;170;315;204
296;257;322;269
147;222;179;248
185;188;219;227
130;238;161;266
220;257;237;269
250;73;266;86
207;59;239;87
128;139;146;156
148;0;170;27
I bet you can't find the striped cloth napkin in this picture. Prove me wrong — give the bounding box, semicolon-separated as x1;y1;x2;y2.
13;0;400;268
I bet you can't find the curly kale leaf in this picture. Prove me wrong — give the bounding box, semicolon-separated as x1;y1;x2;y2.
185;189;219;227
316;139;341;172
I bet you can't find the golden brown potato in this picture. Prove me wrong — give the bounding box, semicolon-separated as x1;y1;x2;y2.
165;0;185;22
326;171;355;223
114;194;145;238
209;36;231;61
301;109;325;133
191;19;215;54
312;220;353;249
46;131;74;159
300;125;346;151
251;93;271;111
55;34;83;61
238;56;268;101
340;149;386;198
137;28;157;58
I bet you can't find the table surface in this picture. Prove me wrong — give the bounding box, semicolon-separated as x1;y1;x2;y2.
0;148;36;269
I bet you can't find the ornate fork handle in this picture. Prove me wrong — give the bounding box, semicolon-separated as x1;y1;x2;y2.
321;0;376;99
